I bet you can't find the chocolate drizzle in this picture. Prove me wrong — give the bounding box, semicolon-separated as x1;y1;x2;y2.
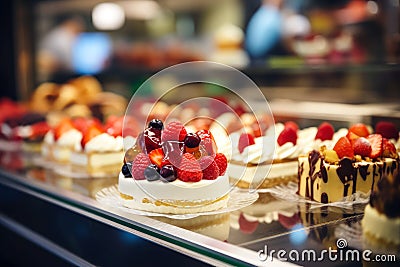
359;165;369;181
336;158;357;197
307;150;321;201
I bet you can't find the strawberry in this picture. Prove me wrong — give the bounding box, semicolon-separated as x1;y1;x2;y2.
251;123;262;138
353;137;372;157
30;121;50;139
214;153;228;175
333;136;354;159
161;121;187;142
148;148;164;168
367;134;383;159
177;153;203;182
284;121;299;132
238;133;255;153
199;156;220;180
277;127;297;146
315;122;334;141
105;116;123;137
346;131;360;147
375;121;398;140
73;117;102;133
382;138;398;158
348;123;370;138
238;213;259;234
196;129;217;155
81;124;104;148
54;118;75;140
132;153;150;180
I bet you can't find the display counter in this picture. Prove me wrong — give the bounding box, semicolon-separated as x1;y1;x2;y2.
1;146;398;267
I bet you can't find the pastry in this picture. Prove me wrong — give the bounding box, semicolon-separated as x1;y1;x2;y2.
118;119;230;214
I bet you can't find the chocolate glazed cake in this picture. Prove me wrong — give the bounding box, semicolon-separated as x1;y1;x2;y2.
297;150;399;203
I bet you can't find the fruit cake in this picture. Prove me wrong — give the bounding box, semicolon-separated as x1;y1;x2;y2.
118;119;230;214
298;123;399;203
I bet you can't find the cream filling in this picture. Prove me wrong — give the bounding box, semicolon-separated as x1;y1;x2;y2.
362;205;400;245
53;146;73;162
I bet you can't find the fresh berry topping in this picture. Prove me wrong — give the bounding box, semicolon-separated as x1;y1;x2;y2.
54;118;75;140
160;165;177;182
333;136;354;159
121;163;132;178
30;121;51;140
353;137;372;157
348;123;370;138
177;153;203;182
73;117;102;134
148;148;164;168
132;153;150;180
184;133;201;148
143;128;162;153
284;121;299;132
238;133;255;153
382;138;398;158
375;121;398;140
214;153;228;175
315;122;334;141
367;134;383;159
144;164;161;181
148;119;164;130
161;121;187;142
196;129;217;155
81;124;104;148
251;124;262;138
199;156;220;180
277;127;297;146
238;213;259;234
124;145;141;163
104;116;123;137
346;131;360;147
136;132;146;152
162;141;183;167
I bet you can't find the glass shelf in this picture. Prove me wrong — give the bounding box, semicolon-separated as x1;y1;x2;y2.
1;150;398;266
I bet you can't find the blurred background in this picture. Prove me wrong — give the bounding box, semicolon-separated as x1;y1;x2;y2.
1;0;400;106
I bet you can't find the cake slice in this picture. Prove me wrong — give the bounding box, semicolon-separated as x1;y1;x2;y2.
298;133;399;203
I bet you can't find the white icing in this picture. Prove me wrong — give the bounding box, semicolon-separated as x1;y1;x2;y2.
84;133;123;153
17;125;32;138
57;129;82;148
43;131;55;145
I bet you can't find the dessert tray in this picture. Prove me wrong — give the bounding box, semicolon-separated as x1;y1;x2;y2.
263;182;370;210
95;185;259;219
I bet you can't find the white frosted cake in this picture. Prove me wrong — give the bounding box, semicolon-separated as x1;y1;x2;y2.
119;119;230;214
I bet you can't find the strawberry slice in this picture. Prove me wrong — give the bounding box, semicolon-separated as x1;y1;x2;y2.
105;116;123;137
149;148;164;168
315;122;334;141
382;138;398;158
333;136;354;159
81;124;104;148
54;118;75;140
348;123;370;138
353;137;372;157
30;121;50;139
277;126;297;146
367;134;383;159
238;132;255;153
73;117;102;133
346;131;360;147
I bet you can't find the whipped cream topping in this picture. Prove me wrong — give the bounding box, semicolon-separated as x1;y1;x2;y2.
57;129;82;148
43;131;54;145
16;125;33;138
83;133;124;152
228;123;348;164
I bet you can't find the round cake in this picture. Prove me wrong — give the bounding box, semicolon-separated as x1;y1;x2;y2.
118;119;230;214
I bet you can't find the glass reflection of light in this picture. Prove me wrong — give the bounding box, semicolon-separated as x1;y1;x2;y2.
289;223;308;245
72;33;112;75
92;2;125;30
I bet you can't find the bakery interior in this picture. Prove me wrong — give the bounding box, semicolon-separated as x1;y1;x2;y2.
1;0;400;266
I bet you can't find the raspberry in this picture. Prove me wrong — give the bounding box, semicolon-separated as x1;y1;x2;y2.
375;121;398;140
214;153;227;175
284;121;299;132
238;133;255;153
199;156;220;180
132;153;150;180
333;136;354;159
315;122;334;141
161;121;187;142
367;134;383;159
277;126;297;146
353;137;372;157
177;153;203;182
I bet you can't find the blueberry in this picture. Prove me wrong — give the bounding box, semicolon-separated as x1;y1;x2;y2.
121;163;132;178
160;165;177;182
148;119;163;130
144;164;161;181
184;133;200;148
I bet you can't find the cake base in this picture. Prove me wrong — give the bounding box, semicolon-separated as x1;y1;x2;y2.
70;151;124;175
